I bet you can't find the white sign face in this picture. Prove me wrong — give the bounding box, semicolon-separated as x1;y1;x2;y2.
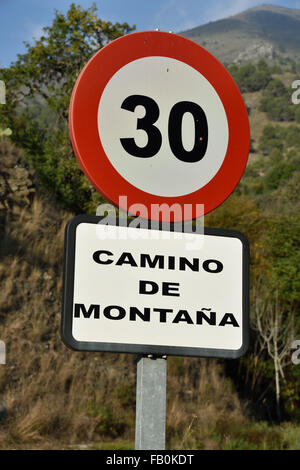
62;217;249;358
98;56;229;197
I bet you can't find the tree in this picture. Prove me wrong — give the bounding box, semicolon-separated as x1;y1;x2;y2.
252;287;296;422
228;63;271;93
259;79;296;122
258;124;284;155
263;161;296;192
263;79;287;98
1;3;135;213
13;3;134;118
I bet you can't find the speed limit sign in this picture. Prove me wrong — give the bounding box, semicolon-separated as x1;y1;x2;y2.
69;31;250;221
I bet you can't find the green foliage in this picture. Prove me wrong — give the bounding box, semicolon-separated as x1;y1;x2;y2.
91;441;134;450
1;3;135;213
14;3;134;116
27;128;94;212
259;126;284;155
277;170;300;207
210;418;285;450
113;383;135;408
262;215;300;304
259;78;297;121
284;125;300;147
231;112;300;418
89;405;126;438
263;160;299;191
281;366;300;420
258;124;300;155
241;123;300;203
1;3;300;432
264;78;287;98
205;193;264;247
228;61;272;93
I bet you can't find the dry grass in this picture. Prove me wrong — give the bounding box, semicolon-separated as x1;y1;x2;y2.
0;138;250;449
0;184;249;449
0;140;299;450
165;357;247;449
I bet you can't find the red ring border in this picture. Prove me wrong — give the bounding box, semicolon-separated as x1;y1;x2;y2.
69;31;250;222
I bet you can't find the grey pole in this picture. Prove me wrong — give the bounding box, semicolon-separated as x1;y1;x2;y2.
135;355;167;450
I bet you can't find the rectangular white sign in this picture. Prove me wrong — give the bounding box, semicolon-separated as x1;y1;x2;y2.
61;216;249;358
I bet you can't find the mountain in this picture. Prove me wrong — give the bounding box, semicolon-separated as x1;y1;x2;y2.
180;4;300;64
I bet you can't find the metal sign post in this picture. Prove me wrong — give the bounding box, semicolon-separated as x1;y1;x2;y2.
135;356;167;450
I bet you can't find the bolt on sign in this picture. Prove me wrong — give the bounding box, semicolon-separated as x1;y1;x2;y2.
61;216;249;358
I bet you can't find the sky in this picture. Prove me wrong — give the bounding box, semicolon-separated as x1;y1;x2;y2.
0;0;300;67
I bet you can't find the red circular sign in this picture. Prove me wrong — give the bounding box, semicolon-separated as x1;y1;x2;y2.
69;31;250;222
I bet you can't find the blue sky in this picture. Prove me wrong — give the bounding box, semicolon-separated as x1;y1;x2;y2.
0;0;300;67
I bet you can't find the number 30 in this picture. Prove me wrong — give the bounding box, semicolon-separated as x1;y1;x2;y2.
120;95;208;163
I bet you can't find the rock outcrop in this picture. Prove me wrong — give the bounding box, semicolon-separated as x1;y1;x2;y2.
0;139;35;218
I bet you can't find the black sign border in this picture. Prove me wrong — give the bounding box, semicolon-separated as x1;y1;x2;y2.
61;215;249;359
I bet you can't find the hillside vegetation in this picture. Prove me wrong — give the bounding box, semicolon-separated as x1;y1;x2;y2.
0;4;300;450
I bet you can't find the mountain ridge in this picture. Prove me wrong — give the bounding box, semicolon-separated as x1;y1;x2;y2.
180;4;300;64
